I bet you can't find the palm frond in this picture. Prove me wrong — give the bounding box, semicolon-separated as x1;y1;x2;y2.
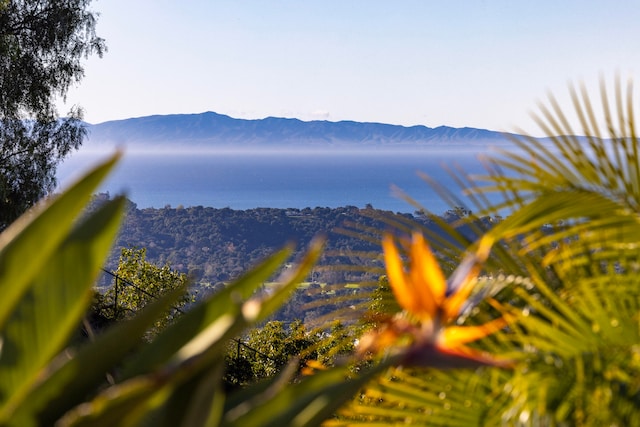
327;76;640;426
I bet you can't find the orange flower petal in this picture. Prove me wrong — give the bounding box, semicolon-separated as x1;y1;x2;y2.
382;234;426;317
357;319;416;356
409;232;446;315
438;317;508;348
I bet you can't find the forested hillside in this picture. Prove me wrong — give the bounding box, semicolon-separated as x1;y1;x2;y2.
93;193;490;293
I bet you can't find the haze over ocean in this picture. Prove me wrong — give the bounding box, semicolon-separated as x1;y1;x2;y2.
57;149;501;215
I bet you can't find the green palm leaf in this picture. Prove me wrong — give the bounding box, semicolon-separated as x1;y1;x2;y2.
331;76;640;426
0;153;121;330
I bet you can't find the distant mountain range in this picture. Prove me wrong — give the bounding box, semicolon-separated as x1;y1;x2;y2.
83;111;516;151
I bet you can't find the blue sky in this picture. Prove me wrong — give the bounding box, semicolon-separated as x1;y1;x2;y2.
58;1;640;133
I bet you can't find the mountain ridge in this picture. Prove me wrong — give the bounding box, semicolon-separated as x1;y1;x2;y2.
84;111;515;150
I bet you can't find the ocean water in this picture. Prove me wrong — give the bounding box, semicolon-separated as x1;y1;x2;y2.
57;148;506;214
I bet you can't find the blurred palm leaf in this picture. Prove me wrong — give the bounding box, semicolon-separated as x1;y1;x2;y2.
0;154;123;425
329;76;640;425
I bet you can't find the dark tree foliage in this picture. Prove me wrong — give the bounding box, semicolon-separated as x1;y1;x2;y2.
0;0;105;229
83;197;496;289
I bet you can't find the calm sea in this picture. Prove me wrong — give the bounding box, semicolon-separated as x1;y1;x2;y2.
56;148;506;214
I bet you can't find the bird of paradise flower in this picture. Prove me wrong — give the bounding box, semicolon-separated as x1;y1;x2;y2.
357;231;512;369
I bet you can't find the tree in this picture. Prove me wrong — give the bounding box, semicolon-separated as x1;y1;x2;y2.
0;0;105;229
98;247;192;336
224;320;319;387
